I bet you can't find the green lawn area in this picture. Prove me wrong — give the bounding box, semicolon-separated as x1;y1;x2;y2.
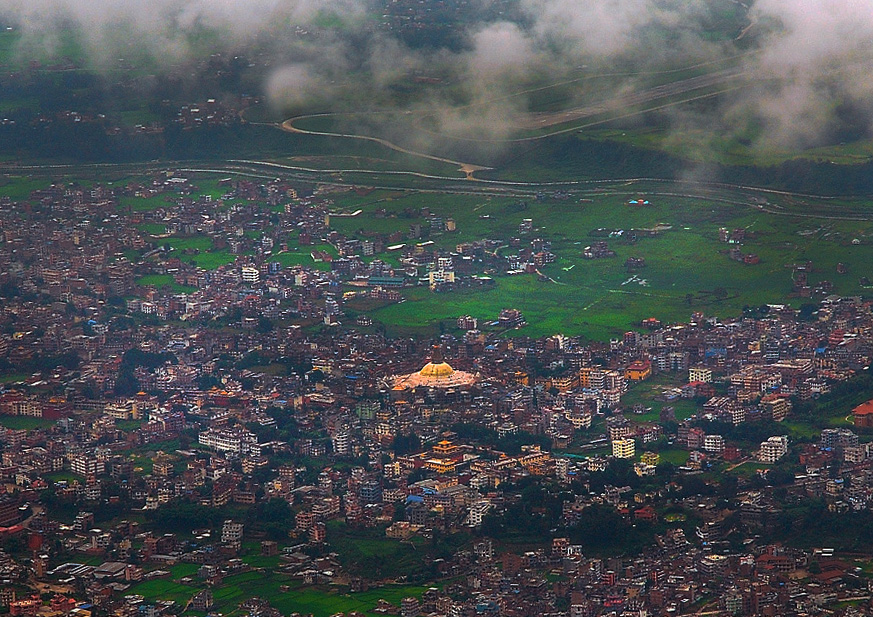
0;176;51;200
150;234;237;270
274;249;333;271
118;106;161;127
186;250;236;269
329;188;873;340
163;236;213;251
129;567;428;617
135;274;197;293
782;421;823;441
116;419;143;431
0;415;54;430
269;584;429;617
621;376;701;422
126;577;200;606
120;195;176;212
646;448;690;466
0;373;29;384
138;223;168;235
130;454;154;475
169;563;201;578
44;470;81;484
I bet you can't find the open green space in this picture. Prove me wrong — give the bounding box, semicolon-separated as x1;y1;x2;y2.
726;461;772;477
127;577;199;606
186;250;236;270
328;187;873;339
326;520;469;581
127;565;428;617
645;448;690;466
138;223;167;235
135;274;197;294
0;176;52;200
163;236;213;251
43;470;81;484
0;415;54;430
150;234;237;270
621;376;702;423
273;241;337;272
120;195;176;212
0;373;29;384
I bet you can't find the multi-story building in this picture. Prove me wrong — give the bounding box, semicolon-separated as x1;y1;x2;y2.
759;436;789;463
612;438;635;459
689;367;713;383
221;520;243;545
198;427;259;457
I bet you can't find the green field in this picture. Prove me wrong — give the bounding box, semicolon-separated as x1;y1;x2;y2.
150;235;237;270
120;195;176;212
0;415;54;430
135;274;197;293
186;250;236;269
727;461;773;477
273;241;337;272
127;567;428;617
643;448;690;466
326;187;873;339
0;176;52;200
138;223;167;235
0;373;28;384
44;470;81;484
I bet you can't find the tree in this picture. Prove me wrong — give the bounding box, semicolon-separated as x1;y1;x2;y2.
114;370;140;396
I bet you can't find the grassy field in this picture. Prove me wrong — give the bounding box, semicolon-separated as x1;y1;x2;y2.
0;176;53;200
648;448;690;466
326;187;873;339
186;250;236;270
135;274;197;293
44;470;82;483
0;415;54;430
150;235;237;270
0;373;29;384
127;566;428;617
621;376;701;423
120;195;176;212
138;223;168;235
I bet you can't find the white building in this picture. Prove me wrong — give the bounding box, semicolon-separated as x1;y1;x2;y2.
70;455;105;477
198;427;259;457
332;431;350;456
759;435;789;463
703;434;724;454
241;266;260;284
221;520;243;545
465;501;492;527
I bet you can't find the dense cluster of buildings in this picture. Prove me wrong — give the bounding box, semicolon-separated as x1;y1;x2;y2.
1;173;873;616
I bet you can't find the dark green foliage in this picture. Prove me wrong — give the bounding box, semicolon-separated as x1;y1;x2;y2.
792;373;873;428
392;432;421;455
451;423;551;455
150;500;230;534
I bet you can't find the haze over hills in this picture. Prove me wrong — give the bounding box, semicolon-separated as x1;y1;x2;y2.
2;0;873;168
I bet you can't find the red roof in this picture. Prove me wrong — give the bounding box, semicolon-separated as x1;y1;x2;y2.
853;400;873;416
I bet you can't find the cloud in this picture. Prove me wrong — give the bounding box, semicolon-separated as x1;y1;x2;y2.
5;0;873;159
521;0;660;58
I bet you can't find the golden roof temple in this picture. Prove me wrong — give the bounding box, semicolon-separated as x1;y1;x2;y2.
392;346;478;390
